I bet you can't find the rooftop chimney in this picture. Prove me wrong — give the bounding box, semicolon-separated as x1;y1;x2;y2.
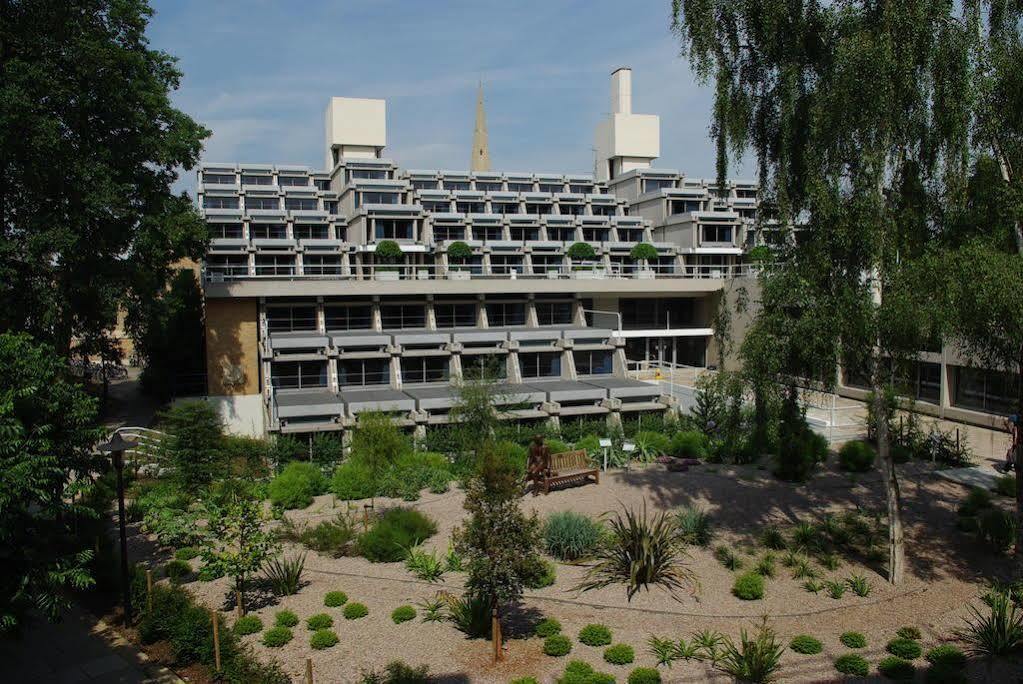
611;67;632;115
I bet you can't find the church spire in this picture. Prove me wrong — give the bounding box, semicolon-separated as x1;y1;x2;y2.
471;80;491;172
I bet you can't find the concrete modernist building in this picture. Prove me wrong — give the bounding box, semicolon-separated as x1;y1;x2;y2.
198;69;761;437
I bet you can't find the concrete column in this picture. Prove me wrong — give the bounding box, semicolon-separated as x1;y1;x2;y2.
425;295;437;330
372;296;382;331
561;341;577;380
526;294;538;327
506;341;523;383
449;343;464;381
477;295;489;328
389;346;402;389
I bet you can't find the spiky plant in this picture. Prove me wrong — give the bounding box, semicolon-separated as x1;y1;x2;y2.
262;553;306;596
955;591;1023;657
674;505;713;546
714;617;786;683
692;629;726;664
648;635;678;667
846;573;872;597
575;505;695;602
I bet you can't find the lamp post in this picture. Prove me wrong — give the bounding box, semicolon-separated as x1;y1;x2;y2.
98;432;138;626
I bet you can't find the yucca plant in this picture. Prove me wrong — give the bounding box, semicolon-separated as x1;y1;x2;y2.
790;522;820;551
754;553;776;578
692;629;725;663
263;553;305;596
404;544;445;582
417;595;447;623
956;591;1023;657
575;505;695;602
824;579;846;599
648;635;678;667
760;526;787;550
446;592;491;638
674;637;702;661
791;557;819;580
674;505;713;546
715;545;743;571
803;579;823;594
714;617;785;683
846;573;871;597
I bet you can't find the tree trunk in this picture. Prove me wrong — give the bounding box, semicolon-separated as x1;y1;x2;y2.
235;584;244;618
1015;349;1023;573
874;386;905;584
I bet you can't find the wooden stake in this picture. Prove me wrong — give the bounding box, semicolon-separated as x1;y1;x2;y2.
145;569;153;612
211;610;222;673
491;608;501;663
236;588;244;618
305;657;313;684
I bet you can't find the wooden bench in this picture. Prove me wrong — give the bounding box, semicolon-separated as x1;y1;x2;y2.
542;449;599;494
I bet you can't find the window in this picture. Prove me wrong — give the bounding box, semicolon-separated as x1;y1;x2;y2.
432;225;464;241
348;169;388;181
590;204;616;216
574;350;612;375
621;298;694;329
294;224;330;240
206;255;248;276
583;228;610;242
444;181;470;191
203;196;239;209
423;201;451;213
324;305;372;331
525;203;551;215
278;176;309;187
569;184;593;194
547;227;576;242
509;226;539;241
241;174;273;185
303;254;342;275
490;255;524;274
520;352;561;378
314;179;330;191
669;199;702;214
558;203;584;215
402;356;449;384
357;191;400;206
954;366;1018;415
203;173;235;185
617;228;643;242
536;301;573;325
538;183;564;193
736;188;758;199
325;201;339;215
254;254;295;275
456;201;485;214
486;302;526;326
473;225;503;241
434;303;476;327
380;304;425;329
475;182;503;191
250;224;286;239
412;179;438;190
463;354;507;379
491;202;520;215
271;361;327;389
208;223;243;239
532;255;562;274
339;358;389;387
285;197;318;211
643;178;676;192
266;306;317;332
507;182;533;192
702;224;734;243
374;219;414;240
247;196;280;210
913;362;941;404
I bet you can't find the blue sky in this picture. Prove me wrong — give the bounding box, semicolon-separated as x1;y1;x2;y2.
149;0;748;186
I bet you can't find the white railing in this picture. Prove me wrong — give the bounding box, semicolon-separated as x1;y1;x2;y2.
106;426;166;476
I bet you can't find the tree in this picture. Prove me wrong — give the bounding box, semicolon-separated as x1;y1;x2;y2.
446;240;473;270
161;401;224;489
671;1;993;584
629;242;659;263
1;0;209;360
134;269;205;399
350;412;409;506
566;242;597;262
0;333;103;632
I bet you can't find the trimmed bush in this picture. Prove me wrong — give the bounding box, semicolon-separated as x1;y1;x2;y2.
391;605;416;624
670;431;708;459
232;614;262;636
343;602;368;619
306;613;333;630
358;507;438;563
310;628;339;650
839;441;876;472
878;656;915;680
886;638;922;660
543;511;604;560
163;559;192;583
925;644;966;668
567;242;597;262
627;667;662;684
324;590;348;607
732;572;765;600
544;634;572;656
535;617;562;638
174;546;199;561
789;634;823;654
330;460;376;500
559;661;615;684
896;626;922;640
604;644;635;665
269;461;326;509
840;631;867;648
262;626;293;648
579;623;613;646
274;610;298;628
834;654;869;676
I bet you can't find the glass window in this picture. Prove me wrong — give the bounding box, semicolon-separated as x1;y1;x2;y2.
490;256;524;274
444;181;470;191
203;196;239;209
670;199;702;214
357;191;400;206
617;227;644;242
324;305;372;331
548;227;576;242
208;223;243;239
380;304;425;329
643;178;676;192
574;350;612;375
254;254;294;275
434;303;476;327
314;179;330;191
271;360;327;389
491;202;520;215
583;228;610;242
303;254;341;275
702;224;734;243
241;174;273;185
954;366;1018;415
486;302;526;326
278;176;309;187
338;358;389;387
285;197;318;211
412;179;438;190
736;188;758;199
569;184;593;194
206;255;248;276
507;182;533;192
520;352;561;378
348;169;388;181
590;204;616;216
559;203;584;215
456;202;486;214
203;173;235;185
536;301;573;326
509;226;539;241
249;224;286;239
475;182;503;191
538;183;564;193
423;201;451;213
374;219;414;240
294;224;330;240
463;354;507;380
266;306;317;332
325;201;339;215
525;203;551;215
532;255;562;274
247;196;280;210
432;225;465;241
473;226;503;241
402;356;449;384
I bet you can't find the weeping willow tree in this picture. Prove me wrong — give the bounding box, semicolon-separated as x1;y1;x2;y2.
672;1;1022;584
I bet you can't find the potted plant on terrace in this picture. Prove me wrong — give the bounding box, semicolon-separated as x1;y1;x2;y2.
445;240;472;280
629;242;659;279
373;239;402;281
567;241;604;278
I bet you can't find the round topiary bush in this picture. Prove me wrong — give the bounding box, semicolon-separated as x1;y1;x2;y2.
835;653;870;676
629;242;659;263
627;667;662;684
391;605;416;624
163;559;192;583
374;239;403;263
896;626;922;640
544;634;572;656
343;602;368;619
543;511;604;561
840;631;868;648
535;617;562;638
233;614;262;636
567;241;597;262
878;656;915;680
603;644;635;665
269;461;327;509
262;626;293;648
446;240;472;262
924;644;966;669
790;634;823;654
839;441;876;472
306;613;333;630
560;661;615;684
310;628;339;650
275;610;299;628
732;572;765;600
886;637;923;660
578;623;613;646
324;590;348;607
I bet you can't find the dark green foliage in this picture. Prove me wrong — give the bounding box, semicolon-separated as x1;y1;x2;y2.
310;629;339;649
343;602;368;619
760;526;787;550
604;644;635;664
544;634;573;656
923;664;968;684
391;605;416;624
297;514;358;557
774;385;825;482
544;511;604;560
886;638;922;660
955;590;1023;656
896;626;921;640
839;441;876;473
732;572;765;600
310;433;344;469
669;430;709;459
269;462;326;510
233;615;262;636
715;545;743;570
331;461;376;500
789;635;822;654
629;242;659;262
266;436;305;473
567;242;597;261
358;507;438;562
633;430;671;461
957;487;993;517
274;610;298;628
263;554;305;596
627;668;662;684
840;631;867;648
446;240;472;262
324;591;348;607
993;475;1017;497
137;271;206;399
878;656;915;680
523;559;557;589
978;508;1017;553
924;645;966;668
847;574;872;597
511;678;540;684
362;661;431;683
535;617;562;638
753;553;776;578
161;401;225;489
163;559;192;583
835;654;870;676
446;593;491;638
306;613;333;630
557;659;614;684
715;618;785;683
674;505;713;546
174;547;199;561
374;239;403;262
578;624;613;646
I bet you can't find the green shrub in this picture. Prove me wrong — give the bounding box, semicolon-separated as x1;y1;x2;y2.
896;626;922;640
840;631;867;648
544;634;572;656
174;547;199;561
232;614;262;635
715;545;743;570
579;623;613;646
306;613;333;630
447;593;490;638
358;507;438;562
523;559;557;589
732;572;765;600
924;664;968;684
825;579;846;599
391;605;416;624
567;242;597;261
839;441;876;472
546;438;570;456
674;505;712;546
535;617;562;638
269;461;326;509
262;626;293;647
197;563;224;582
776;430;828;482
633;430;671;461
886;637;922;660
603;643;635;664
298;515;358;557
163;559;192;583
958;487;993;516
627;668;661;684
789;634;823;654
760;526;787;550
847;573;872;596
956;590;1023;656
324;590;348;607
994;474;1017;497
344;602;368;619
310;628;339;650
924;644;965;668
558;660;615;684
263;553;305;596
754;553;776;578
544;511;604;560
331;460;377;500
878;656;915;680
834;653;869;676
670;431;708;459
978;508;1017;553
274;610;298;628
512;679;540;684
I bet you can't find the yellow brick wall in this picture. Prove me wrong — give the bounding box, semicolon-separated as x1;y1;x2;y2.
205;298;260;395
